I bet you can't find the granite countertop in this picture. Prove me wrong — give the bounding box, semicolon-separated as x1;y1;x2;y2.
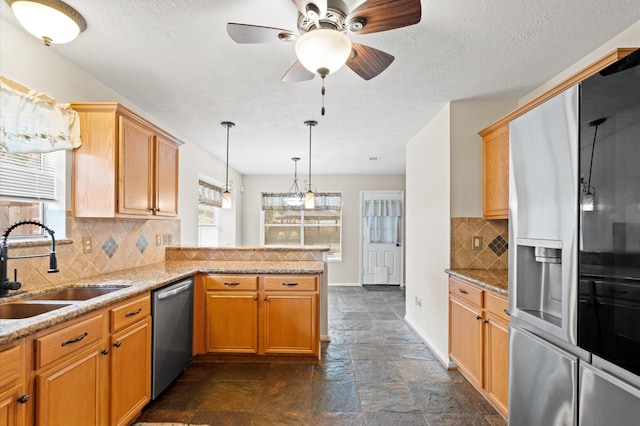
0;260;324;346
445;268;509;296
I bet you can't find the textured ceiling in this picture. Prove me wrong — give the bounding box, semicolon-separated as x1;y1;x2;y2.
1;0;638;175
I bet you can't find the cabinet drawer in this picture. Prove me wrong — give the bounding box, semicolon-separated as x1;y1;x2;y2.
35;314;104;369
0;342;22;388
485;291;510;323
263;276;317;292
449;277;483;307
206;275;258;291
111;294;150;332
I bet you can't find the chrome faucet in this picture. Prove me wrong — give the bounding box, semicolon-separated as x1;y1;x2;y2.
0;220;59;298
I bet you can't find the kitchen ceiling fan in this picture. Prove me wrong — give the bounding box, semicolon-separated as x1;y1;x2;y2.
226;0;422;82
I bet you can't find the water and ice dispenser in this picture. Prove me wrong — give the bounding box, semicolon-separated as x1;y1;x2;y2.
515;238;563;328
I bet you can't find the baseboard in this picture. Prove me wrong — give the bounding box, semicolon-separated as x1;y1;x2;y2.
403;316;455;370
328;282;360;287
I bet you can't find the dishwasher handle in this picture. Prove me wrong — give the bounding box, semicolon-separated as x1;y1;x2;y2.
157;281;192;300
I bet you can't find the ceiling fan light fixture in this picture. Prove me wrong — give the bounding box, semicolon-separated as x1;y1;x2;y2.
7;0;87;46
295;28;352;75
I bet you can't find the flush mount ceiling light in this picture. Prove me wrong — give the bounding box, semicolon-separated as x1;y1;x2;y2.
7;0;87;46
221;121;235;209
304;120;318;209
283;157;305;207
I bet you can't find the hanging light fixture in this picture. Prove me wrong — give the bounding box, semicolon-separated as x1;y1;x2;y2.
304;120;318;209
221;121;235;209
581;117;606;212
282;157;305;207
7;0;87;46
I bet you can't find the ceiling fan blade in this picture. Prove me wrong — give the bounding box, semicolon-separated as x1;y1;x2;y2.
227;23;297;43
291;0;327;19
346;43;394;80
282;60;316;82
347;0;421;35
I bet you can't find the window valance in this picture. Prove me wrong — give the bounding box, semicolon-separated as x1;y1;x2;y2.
262;192;341;211
363;199;402;217
199;179;223;207
0;76;81;154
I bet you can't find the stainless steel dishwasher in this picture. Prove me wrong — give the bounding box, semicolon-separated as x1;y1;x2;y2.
151;277;193;399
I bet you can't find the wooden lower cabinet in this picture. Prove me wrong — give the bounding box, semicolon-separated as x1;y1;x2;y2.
0;340;28;426
201;274;320;358
110;316;151;426
448;276;509;419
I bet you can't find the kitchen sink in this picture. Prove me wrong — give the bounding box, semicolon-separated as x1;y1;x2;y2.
0;302;71;319
25;287;126;301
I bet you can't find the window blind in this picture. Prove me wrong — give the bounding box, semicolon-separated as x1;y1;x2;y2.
0;151;56;201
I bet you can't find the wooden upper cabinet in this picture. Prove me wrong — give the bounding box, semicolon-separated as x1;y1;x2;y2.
480;125;509;220
70;102;183;218
477;48;637;221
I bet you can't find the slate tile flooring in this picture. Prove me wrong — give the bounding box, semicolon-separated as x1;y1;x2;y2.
135;286;506;425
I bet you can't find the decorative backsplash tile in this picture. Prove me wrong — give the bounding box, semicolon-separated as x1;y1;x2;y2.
5;212;180;292
451;217;508;270
136;235;148;254
101;235;119;258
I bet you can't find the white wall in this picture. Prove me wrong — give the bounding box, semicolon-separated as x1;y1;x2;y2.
1;18;240;245
241;174;406;285
404;101;516;365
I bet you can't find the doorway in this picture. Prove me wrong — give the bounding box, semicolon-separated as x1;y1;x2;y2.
360;191;404;286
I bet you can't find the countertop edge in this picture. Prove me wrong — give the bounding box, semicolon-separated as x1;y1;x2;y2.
445;269;509;296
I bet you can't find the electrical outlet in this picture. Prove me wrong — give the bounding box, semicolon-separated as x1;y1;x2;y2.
472;235;483;251
82;236;92;254
414;296;422;307
156;234;162;246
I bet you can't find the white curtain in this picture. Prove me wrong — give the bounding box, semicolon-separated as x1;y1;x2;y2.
363;200;402;244
0;76;81;154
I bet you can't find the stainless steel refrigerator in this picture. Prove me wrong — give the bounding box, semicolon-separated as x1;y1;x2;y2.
508;49;640;425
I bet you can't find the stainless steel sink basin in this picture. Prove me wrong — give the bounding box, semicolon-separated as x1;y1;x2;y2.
0;302;71;319
26;287;126;301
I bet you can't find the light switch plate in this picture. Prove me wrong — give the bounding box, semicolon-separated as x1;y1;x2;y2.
82;236;92;254
156;234;162;246
472;235;482;250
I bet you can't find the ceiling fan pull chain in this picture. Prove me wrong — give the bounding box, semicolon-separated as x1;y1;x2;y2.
321;75;326;116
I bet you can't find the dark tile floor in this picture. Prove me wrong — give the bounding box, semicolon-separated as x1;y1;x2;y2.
135;286;506;425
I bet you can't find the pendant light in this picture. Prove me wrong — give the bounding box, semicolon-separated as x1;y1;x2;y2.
7;0;87;46
304;120;318;209
221;121;235;209
282;157;305;207
581;117;606;212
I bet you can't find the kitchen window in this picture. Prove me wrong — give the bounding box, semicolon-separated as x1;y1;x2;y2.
197;179;222;246
261;192;342;261
0;150;65;239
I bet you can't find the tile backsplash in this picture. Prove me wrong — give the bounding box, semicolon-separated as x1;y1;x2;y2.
451;217;508;269
5;212;180;292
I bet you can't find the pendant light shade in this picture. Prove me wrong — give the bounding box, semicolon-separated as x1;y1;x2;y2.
283;157;305;207
221;121;235;209
295;29;352;76
304;120;318;209
7;0;87;46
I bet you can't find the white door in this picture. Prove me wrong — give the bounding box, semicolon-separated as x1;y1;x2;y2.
360;191;404;285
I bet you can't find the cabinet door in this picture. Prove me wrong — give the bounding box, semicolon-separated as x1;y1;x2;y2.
110;316;151;426
0;341;27;426
482;125;509;219
206;291;258;353
484;313;509;418
35;346;108;426
118;115;154;216
262;292;318;355
154;136;179;217
449;297;483;389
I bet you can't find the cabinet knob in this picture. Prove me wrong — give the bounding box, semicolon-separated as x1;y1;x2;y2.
102;349;110;355
482;319;489;324
475;315;482;321
503;309;511;316
17;394;29;404
263;297;268;302
253;296;258;301
113;341;122;348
